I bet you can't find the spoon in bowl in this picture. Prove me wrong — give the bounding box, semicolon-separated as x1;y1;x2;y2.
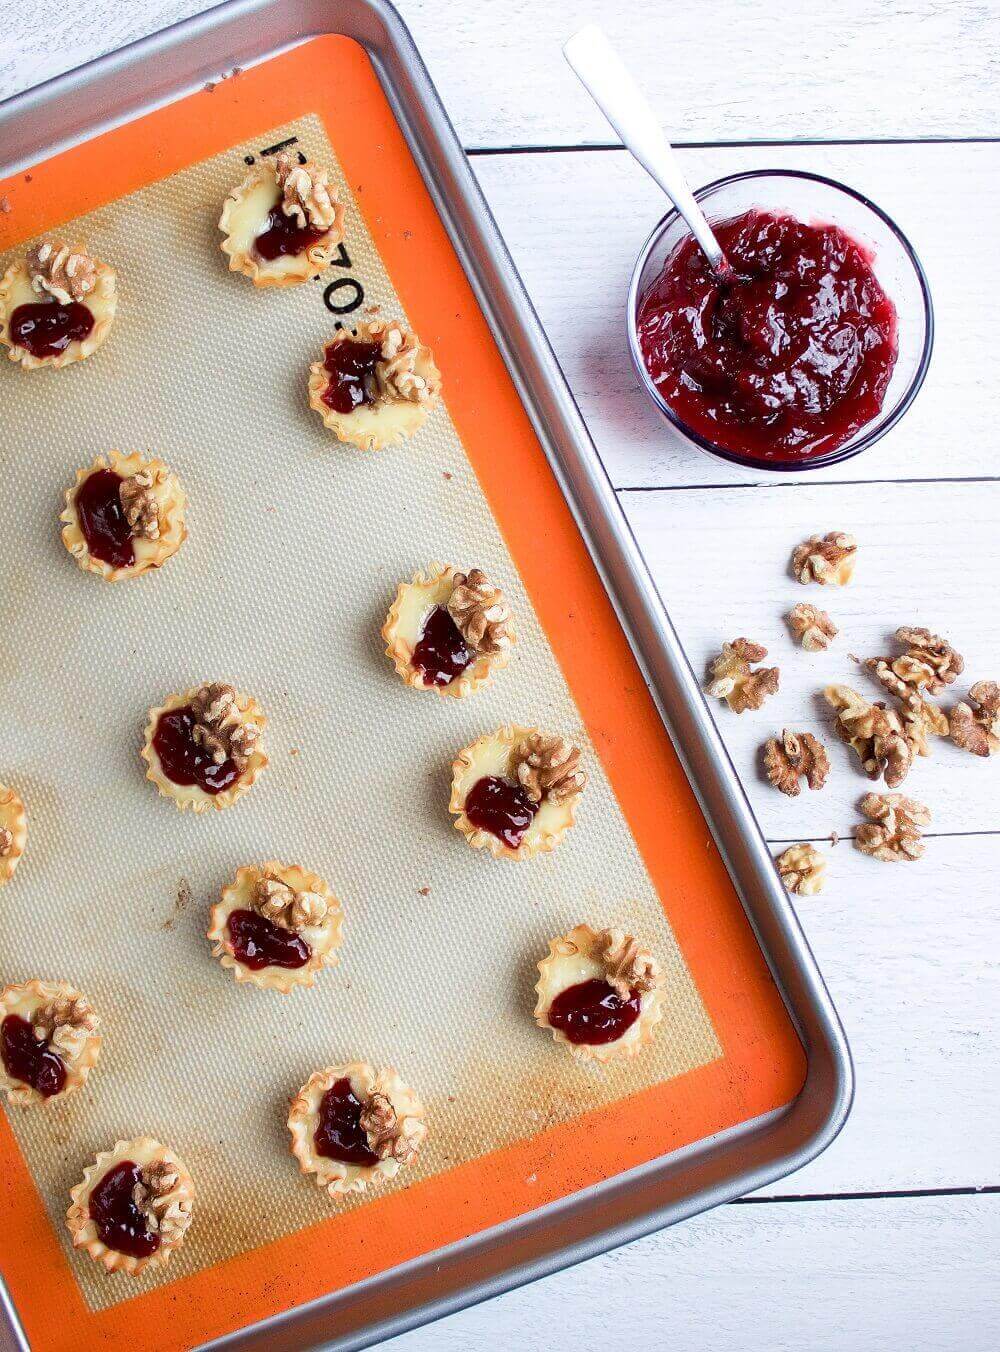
563;23;735;283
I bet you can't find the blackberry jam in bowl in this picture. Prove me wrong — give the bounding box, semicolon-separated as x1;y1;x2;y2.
628;171;933;471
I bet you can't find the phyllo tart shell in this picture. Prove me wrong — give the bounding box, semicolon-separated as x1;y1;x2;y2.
140;685;268;813
0;246;117;370
0;782;27;885
0;979;101;1106
219;158;346;288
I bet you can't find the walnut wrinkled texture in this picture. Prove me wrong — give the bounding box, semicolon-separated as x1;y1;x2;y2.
0;827;11;857
868;626;964;697
824;684;912;788
763;729;830;797
950;681;1000;757
595;929;662;999
786;602;838;652
790;531;857;586
274;151;339;231
446;569;512;656
359;1091;419;1163
374;321;436;405
119;470;160;541
514;734;586;805
855;792;930;862
706;638;780;714
135;1159;193;1243
255;874;328;932
32;994;98;1063
864;658;949;757
775;843;827;895
189;682;260;771
26;239;97;304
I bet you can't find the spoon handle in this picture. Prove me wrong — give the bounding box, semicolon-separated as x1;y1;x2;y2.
563;24;732;279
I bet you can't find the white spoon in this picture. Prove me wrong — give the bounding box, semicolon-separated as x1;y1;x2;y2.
563;23;735;282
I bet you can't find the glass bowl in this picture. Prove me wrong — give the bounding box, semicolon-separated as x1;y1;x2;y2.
626;169;934;473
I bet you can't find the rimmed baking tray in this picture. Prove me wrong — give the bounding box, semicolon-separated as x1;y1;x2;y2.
0;3;852;1350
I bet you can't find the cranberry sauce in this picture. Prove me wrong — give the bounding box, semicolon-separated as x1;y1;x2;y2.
464;775;538;849
9;300;94;359
636;209;898;462
411;606;474;686
75;468;134;569
314;1078;378;1166
253;205;327;262
89;1161;161;1258
0;1014;67;1097
320;338;381;414
547;978;642;1046
226;909;311;971
152;707;241;795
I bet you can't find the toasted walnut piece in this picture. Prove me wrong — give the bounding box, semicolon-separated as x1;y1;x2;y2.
360;1092;418;1164
32;995;98;1062
372;323;434;405
791;531;857;586
274;151;338;231
855;792;930;862
706;638;780;714
514;734;586;805
0;827;11;857
119;471;161;541
25;239;98;304
594;929;663;999
824;684;913;788
786;602;838;652
950;680;1000;757
255;874;328;932
763;729;830;797
865;658;949;756
775;843;826;895
189;682;259;771
892;626;965;694
136;1160;193;1243
446;569;512;656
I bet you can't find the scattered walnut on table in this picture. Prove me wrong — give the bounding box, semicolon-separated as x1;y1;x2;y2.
25;239;97;304
706;638;780;714
854;791;930;862
274;151;339;231
447;568;512;655
775;843;827;895
949;680;1000;757
594;929;663;999
867;626;964;697
514;734;586;805
763;729;830;797
790;531;857;586
824;684;913;788
786;602;838;651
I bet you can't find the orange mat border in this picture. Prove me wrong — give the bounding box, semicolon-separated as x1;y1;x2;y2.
0;37;805;1352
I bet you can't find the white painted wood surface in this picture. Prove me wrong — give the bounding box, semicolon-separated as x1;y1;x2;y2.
1;1;997;1349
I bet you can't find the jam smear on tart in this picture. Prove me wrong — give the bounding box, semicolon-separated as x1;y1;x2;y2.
9;300;95;359
89;1161;161;1258
320;338;381;414
1;1014;67;1097
464;775;538;849
75;468;134;569
411;605;474;686
226;909;311;970
253;205;327;262
546;978;642;1045
152;707;242;795
314;1078;379;1167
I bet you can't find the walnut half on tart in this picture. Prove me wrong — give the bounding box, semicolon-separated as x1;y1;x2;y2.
141;682;267;812
450;726;587;860
219;150;346;287
1;980;101;1106
308;313;442;450
67;1137;194;1276
535;924;665;1062
383;563;514;696
0;782;27;886
288;1062;426;1197
208;862;344;993
60;451;187;582
0;239;117;369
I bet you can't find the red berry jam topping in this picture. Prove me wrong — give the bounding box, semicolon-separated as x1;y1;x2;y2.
226;908;311;971
75;468;134;569
152;706;242;795
9;300;94;359
253;204;327;262
411;605;474;686
89;1161;160;1258
464;775;538;849
637;209;898;463
320;337;381;414
314;1077;378;1167
1;1014;67;1098
546;978;642;1045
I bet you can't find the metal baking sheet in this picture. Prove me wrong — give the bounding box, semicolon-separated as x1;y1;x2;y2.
0;3;852;1350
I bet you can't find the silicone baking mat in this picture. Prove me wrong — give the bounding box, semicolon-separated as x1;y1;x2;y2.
0;37;804;1352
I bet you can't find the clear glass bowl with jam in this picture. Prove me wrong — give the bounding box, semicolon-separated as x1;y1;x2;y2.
628;170;934;472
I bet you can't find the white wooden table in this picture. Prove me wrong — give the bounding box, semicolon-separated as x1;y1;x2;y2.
3;2;998;1347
